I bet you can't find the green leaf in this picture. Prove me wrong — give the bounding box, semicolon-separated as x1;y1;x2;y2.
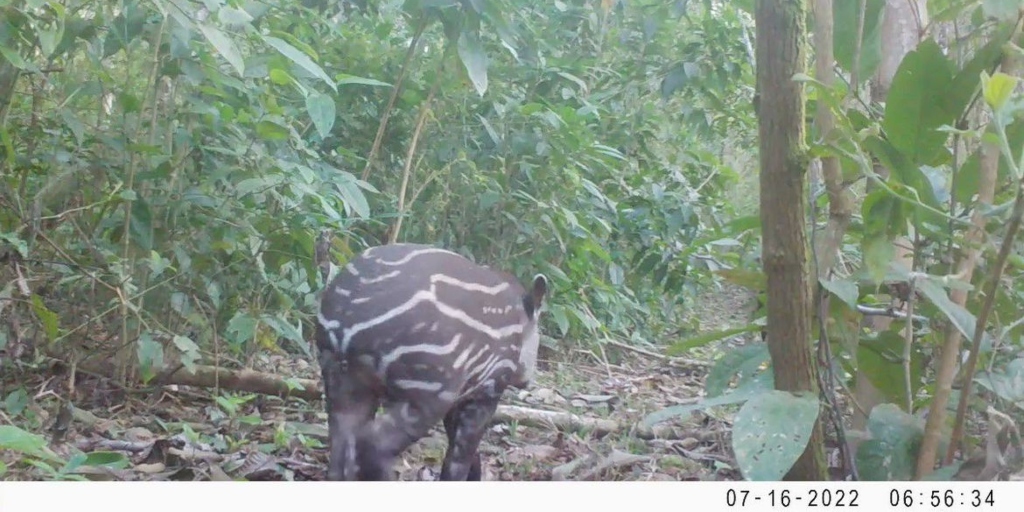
862;187;910;239
262;35;337;92
335;178;371;219
732;390;821;481
256;120;290;141
715;268;766;292
30;295;60;343
915;277;994;352
983;71;1018;111
269;68;294;85
882;40;957;165
983;0;1024;21
129;196;153;252
725;214;763;233
833;0;884;81
548;303;570;336
661;62;695;99
198;24;245;77
666;324;762;356
861;235;895;286
336;74;392;88
820;278;859;310
457;29;488;96
172;335;201;373
0;45;40;71
642;386;767;428
4;388;28;416
857;331;924;407
0;425;62;463
974;357;1024;409
81;451;130;469
263;315;309;357
856;404;925;481
136;331;165;382
218;6;255;27
306;91;336;140
949;24;1013;118
226;312;258;347
705;342;772;398
236;174;286;196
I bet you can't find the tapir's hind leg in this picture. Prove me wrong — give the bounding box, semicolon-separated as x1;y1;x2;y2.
440;396;500;481
357;395;456;481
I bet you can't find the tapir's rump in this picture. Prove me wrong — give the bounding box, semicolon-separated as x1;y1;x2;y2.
315;243;548;481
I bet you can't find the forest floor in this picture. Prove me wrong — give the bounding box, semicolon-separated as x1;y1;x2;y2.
0;282;758;482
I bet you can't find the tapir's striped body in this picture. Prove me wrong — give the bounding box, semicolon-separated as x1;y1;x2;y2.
315;243;547;481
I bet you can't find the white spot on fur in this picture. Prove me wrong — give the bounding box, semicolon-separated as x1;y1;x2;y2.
431;274;510;295
379;334;463;370
394;379;443;392
377;247;463;266
361;269;401;285
317;312;341;330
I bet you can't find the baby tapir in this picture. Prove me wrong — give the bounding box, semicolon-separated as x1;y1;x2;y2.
315;243;548;481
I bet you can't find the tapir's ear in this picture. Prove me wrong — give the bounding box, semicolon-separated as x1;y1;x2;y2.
532;274;548;303
523;274;548;318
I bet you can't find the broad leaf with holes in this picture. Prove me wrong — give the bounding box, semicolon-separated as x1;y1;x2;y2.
732;391;821;481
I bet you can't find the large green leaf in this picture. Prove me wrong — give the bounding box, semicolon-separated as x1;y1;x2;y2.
833;0;884;81
856;404;925;481
732;390;821;481
915;277;995;352
641;385;767;428
198;23;245;77
0;425;63;464
457;29;488;96
983;0;1024;21
882;40;957;166
263;35;337;92
305;90;336;140
820;277;859;310
974;357;1024;410
30;294;60;343
857;330;925;407
705;342;772;398
948;23;1013;119
666;324;762;356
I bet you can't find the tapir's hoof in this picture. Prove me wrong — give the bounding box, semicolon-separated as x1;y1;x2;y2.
416;466;439;481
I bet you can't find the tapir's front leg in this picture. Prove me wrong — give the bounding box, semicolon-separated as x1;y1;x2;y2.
320;350;378;481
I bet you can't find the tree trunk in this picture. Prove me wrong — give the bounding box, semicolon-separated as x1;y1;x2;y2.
755;0;828;481
810;0;853;280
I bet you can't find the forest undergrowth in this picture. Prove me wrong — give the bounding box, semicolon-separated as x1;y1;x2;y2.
0;280;757;482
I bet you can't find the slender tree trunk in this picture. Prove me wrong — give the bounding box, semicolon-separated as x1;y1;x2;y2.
811;0;852;279
755;0;828;481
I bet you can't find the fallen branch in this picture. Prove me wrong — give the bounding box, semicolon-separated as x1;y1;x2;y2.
494;404;619;437
79;360;323;402
77;360;692;440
